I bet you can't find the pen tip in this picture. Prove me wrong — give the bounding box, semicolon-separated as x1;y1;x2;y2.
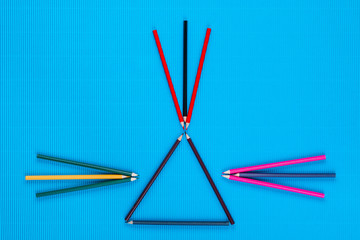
131;177;137;181
178;134;183;141
131;173;138;177
223;170;230;174
127;221;133;224
222;175;230;179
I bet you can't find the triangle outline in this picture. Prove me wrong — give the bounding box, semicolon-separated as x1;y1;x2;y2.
124;134;235;225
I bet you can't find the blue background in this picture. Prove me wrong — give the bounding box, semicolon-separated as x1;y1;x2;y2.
1;0;359;239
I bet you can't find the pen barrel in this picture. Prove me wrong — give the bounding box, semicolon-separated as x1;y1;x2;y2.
187;137;235;225
183;20;188;117
37;154;133;176
229;175;324;198
131;220;229;226
186;28;211;125
229;155;326;174
152;30;183;124
26;174;128;180
237;173;336;178
36;178;131;197
125;138;181;222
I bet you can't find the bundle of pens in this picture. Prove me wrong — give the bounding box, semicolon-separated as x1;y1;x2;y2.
222;155;335;198
125;22;234;226
26;154;138;197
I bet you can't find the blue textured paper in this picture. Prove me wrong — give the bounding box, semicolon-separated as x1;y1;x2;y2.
1;0;359;239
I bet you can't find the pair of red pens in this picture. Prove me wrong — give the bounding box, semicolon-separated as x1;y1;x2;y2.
223;155;335;198
153;26;211;129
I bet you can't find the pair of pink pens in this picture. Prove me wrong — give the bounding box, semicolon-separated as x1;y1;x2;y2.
223;155;331;198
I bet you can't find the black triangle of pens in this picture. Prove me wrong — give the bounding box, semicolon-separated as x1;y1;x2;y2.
34;154;138;197
124;133;235;225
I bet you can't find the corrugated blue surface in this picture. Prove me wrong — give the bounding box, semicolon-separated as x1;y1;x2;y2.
1;0;359;239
